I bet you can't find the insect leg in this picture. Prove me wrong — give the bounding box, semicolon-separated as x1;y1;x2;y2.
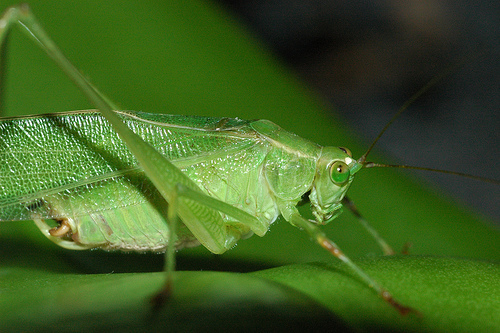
279;203;415;315
174;183;268;236
0;5;120;112
150;198;178;310
342;196;395;255
150;183;270;308
0;17;7;115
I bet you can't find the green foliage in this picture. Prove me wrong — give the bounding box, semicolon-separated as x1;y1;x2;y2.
1;0;499;332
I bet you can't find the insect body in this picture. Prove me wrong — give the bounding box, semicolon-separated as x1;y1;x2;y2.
0;110;357;253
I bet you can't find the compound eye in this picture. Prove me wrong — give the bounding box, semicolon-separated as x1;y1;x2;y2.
339;147;352;157
329;161;350;185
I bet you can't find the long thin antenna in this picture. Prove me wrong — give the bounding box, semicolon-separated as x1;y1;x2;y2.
364;163;500;185
358;55;478;165
355;53;499;185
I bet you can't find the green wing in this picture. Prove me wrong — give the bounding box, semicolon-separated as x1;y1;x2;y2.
0;110;259;222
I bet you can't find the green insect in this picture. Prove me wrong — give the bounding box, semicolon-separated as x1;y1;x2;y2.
0;4;496;318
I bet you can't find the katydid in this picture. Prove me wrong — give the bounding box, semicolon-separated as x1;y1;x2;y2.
0;4;496;316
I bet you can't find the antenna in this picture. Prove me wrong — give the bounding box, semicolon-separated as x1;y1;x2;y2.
355;53;498;185
357;52;500;185
358;54;478;165
364;163;500;185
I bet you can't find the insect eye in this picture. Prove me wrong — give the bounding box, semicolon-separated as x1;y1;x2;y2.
329;161;350;185
339;147;352;157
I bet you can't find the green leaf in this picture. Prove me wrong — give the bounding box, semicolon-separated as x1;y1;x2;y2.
2;254;499;332
1;0;499;332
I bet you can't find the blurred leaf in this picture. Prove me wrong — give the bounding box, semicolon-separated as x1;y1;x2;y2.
2;256;499;332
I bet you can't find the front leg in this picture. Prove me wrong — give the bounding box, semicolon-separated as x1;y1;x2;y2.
278;202;416;316
342;196;395;255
